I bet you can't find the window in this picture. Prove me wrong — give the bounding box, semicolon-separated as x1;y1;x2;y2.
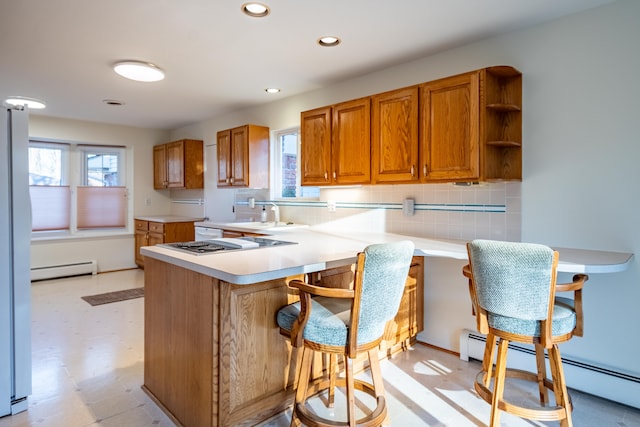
29;140;128;233
77;146;127;229
81;147;123;186
29;142;70;231
272;128;319;199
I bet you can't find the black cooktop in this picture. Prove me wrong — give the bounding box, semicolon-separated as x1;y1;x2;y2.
161;236;297;255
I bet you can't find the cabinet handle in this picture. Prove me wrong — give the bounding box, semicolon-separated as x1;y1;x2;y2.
226;177;230;184
423;164;428;176
333;171;336;180
230;177;234;184
324;171;328;180
411;165;415;177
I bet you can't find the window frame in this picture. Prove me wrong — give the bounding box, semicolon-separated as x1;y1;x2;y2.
29;139;131;239
271;127;319;200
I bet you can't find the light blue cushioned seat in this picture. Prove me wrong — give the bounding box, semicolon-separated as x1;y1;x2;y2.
277;241;413;347
488;294;577;337
276;240;415;427
463;239;588;427
277;296;352;347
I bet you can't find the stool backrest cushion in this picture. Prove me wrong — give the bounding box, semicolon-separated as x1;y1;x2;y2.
468;239;554;321
356;240;414;343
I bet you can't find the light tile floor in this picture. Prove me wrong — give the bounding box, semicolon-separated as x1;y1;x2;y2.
1;269;638;426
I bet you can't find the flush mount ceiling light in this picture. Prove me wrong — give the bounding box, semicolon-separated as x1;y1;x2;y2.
241;2;270;17
265;88;280;94
113;61;165;82
317;36;341;47
4;96;47;109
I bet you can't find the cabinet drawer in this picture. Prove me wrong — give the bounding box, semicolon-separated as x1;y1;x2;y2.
149;222;165;234
135;220;149;231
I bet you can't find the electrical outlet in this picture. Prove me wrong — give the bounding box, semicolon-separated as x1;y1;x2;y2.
403;198;415;216
327;200;336;212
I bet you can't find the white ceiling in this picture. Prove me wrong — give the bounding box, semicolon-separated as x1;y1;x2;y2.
0;0;613;130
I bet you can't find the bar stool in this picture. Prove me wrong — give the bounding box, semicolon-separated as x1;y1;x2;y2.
463;239;588;427
277;240;415;427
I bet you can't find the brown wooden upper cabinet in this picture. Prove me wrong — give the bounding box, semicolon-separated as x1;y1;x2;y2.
153;139;203;189
301;97;371;186
217;124;269;188
420;66;522;182
420;71;480;182
371;86;420;184
301;65;522;186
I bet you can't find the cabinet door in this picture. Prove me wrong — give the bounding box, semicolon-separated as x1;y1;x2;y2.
134;220;149;267
230;126;249;187
153;145;167;189
217;130;232;187
165;140;185;188
301;107;332;185
372;87;419;183
134;230;148;267
420;71;480;181
332;98;371;185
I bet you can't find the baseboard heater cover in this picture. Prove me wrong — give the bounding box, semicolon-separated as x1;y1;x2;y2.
31;260;98;281
459;329;640;409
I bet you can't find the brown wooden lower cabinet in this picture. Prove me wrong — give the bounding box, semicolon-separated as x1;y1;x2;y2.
134;219;196;268
142;256;424;426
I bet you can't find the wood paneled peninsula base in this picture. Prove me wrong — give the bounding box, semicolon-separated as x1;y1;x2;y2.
142;256;424;427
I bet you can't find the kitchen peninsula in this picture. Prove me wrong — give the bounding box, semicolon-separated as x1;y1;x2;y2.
140;228;633;426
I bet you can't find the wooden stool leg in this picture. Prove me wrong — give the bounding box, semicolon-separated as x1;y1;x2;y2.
345;356;356;427
291;347;314;427
535;343;549;405
368;348;385;398
549;344;573;427
328;353;337;408
490;339;509;427
483;333;497;387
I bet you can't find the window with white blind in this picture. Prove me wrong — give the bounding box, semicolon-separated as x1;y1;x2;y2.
29;140;128;234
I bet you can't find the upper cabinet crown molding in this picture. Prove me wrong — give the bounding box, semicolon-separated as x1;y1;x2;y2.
301;65;522;186
217;124;269;188
153;139;204;190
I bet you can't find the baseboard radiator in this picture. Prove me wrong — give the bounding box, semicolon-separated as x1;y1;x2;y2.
31;260;98;282
459;329;640;409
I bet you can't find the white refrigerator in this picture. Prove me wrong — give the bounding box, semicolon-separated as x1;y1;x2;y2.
0;106;32;416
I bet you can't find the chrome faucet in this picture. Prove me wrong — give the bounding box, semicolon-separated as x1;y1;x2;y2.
270;202;280;226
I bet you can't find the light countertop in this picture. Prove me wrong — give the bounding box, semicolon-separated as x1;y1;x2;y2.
140;227;634;285
135;215;204;223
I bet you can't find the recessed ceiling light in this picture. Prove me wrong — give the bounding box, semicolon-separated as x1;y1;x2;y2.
242;2;270;17
113;61;165;82
318;36;341;47
4;96;46;109
103;99;125;106
265;88;280;94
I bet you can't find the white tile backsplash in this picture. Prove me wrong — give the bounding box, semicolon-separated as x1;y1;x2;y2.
217;182;521;242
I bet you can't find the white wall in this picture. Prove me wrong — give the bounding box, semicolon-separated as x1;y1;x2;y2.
172;0;640;377
29;116;170;271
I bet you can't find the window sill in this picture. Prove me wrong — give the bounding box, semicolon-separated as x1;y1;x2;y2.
31;229;133;244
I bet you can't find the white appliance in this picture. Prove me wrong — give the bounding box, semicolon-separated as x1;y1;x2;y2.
0;106;32;416
194;226;223;241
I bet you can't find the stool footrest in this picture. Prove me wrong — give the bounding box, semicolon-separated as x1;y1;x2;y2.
295;378;387;427
474;368;573;422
